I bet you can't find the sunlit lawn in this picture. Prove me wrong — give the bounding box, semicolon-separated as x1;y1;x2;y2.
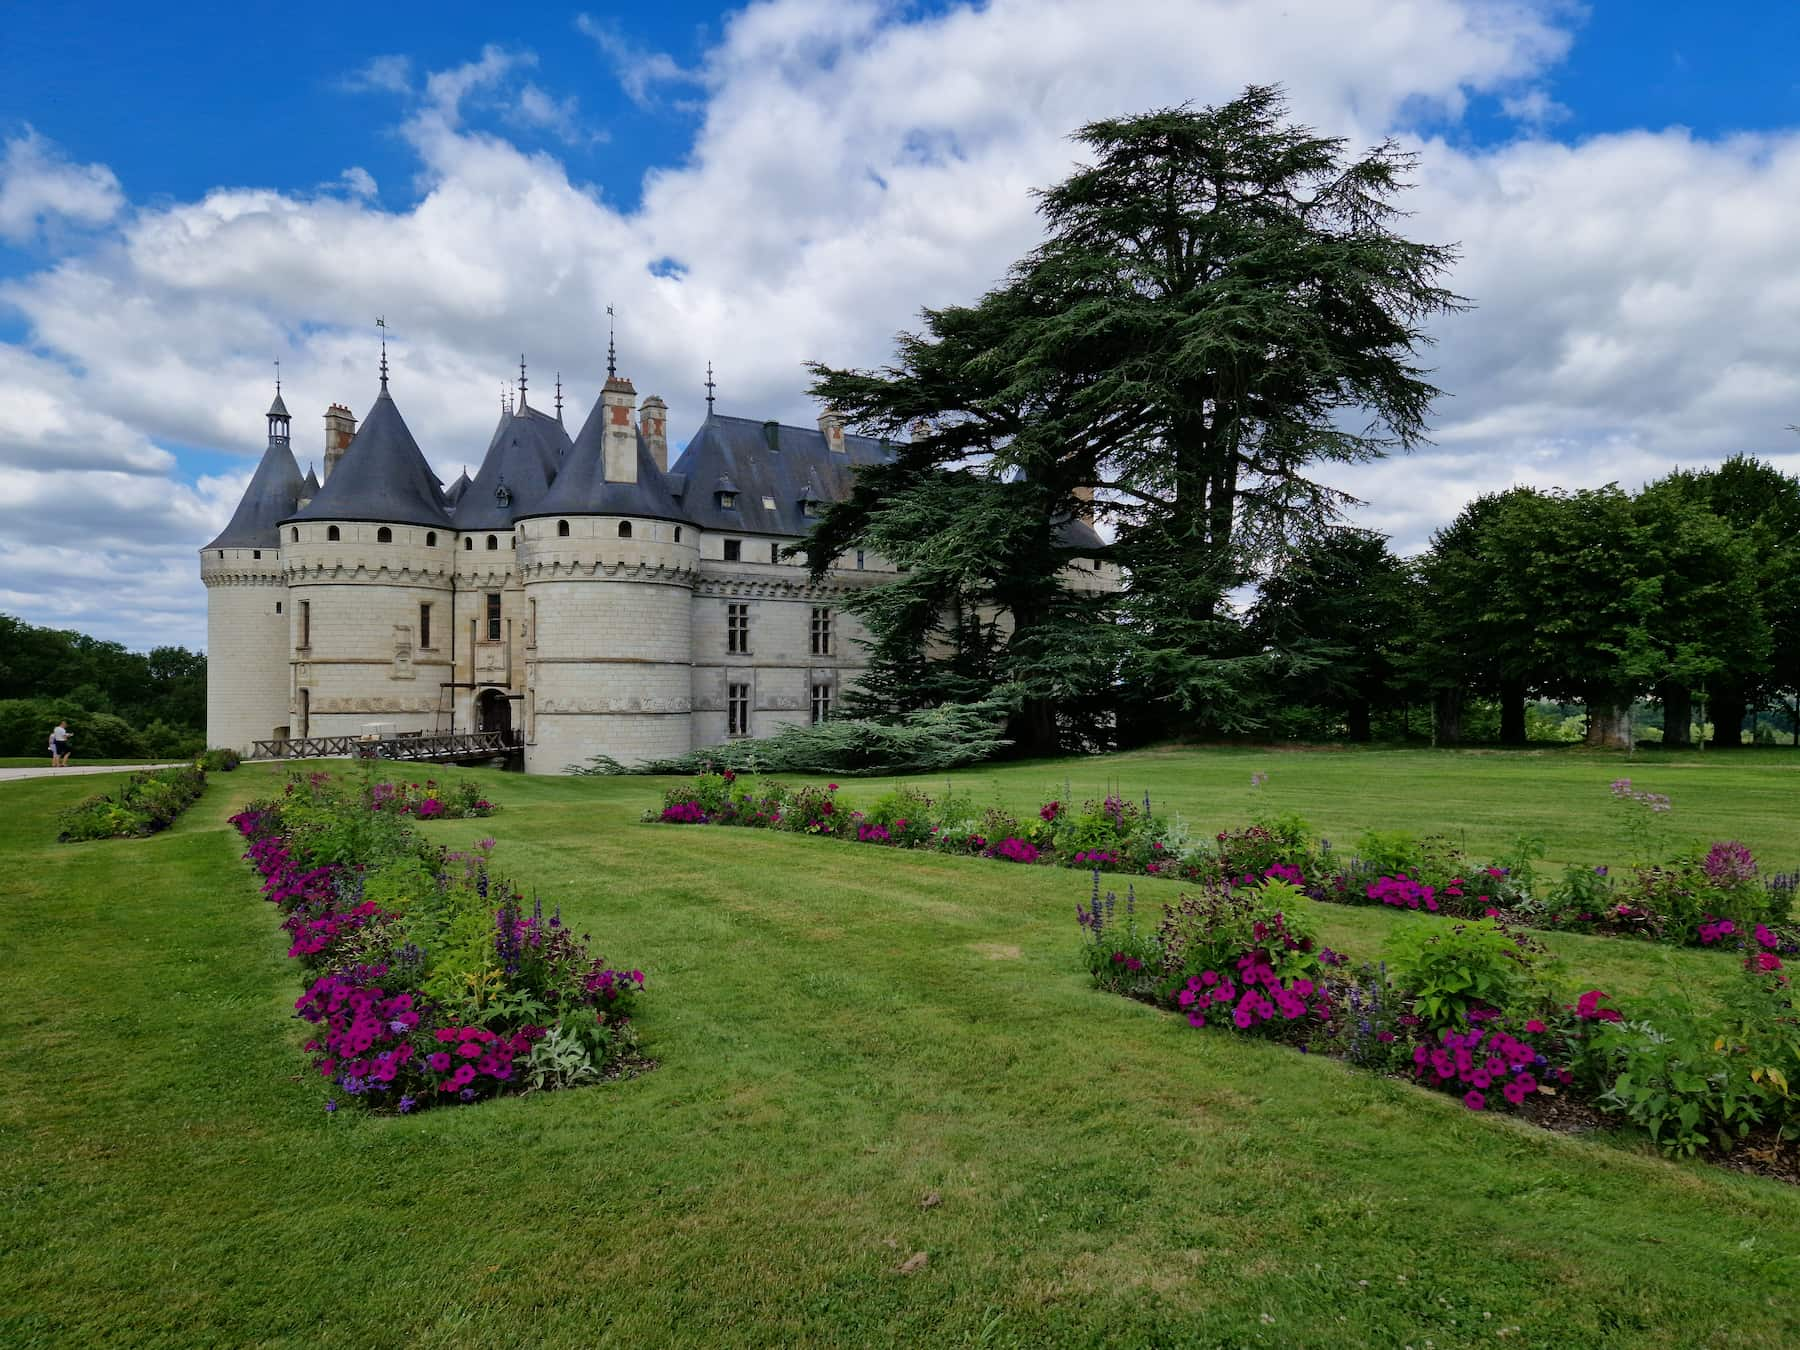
2;747;1797;1346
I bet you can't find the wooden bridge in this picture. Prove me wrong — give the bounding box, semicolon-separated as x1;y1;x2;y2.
248;731;514;763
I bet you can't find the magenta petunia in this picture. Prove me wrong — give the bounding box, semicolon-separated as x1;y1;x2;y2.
1463;1091;1485;1111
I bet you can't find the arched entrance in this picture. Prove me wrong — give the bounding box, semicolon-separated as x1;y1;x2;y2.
475;688;513;743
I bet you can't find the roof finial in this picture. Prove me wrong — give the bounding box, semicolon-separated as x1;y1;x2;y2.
274;357;281;396
704;360;716;415
606;304;616;380
518;354;527;407
554;371;563;421
501;383;507;416
376;315;389;390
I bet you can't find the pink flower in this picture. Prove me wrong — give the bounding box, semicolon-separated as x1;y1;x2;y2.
1463;1090;1486;1111
1525;1020;1546;1034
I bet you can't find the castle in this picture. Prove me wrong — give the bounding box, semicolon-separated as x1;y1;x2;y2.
202;349;1108;772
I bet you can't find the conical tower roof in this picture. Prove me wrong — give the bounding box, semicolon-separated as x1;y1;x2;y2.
205;438;305;550
285;385;452;528
302;465;320;496
523;387;689;523
443;465;473;507
454;402;571;528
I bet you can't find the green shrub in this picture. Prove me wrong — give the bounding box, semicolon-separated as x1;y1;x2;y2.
199;747;241;772
57;764;206;841
1384;918;1549;1034
1156;880;1327;988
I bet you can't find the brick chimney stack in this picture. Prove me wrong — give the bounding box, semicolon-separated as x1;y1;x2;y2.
602;376;638;483
322;404;357;483
818;408;846;455
639;394;668;472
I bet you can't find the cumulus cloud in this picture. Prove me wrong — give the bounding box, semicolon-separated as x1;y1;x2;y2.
340;54;413;96
4;0;1799;651
0;127;125;242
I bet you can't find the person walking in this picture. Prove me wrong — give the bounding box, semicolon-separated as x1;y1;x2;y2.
49;719;72;768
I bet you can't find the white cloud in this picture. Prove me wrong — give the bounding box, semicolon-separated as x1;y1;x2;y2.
0;127;124;242
340;54;413;96
575;14;701;110
7;0;1800;652
339;166;379;199
1501;86;1572;127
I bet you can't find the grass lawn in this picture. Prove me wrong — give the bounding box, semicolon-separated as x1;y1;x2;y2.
2;750;1797;1347
0;756;167;769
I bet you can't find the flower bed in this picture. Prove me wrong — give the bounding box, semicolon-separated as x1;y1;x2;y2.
233;770;645;1113
58;764;207;841
649;771;1798;954
1080;873;1800;1171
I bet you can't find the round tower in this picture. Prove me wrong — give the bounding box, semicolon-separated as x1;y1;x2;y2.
517;375;698;771
280;371;456;739
200;384;303;753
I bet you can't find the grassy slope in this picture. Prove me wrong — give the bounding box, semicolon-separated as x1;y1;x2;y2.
0;753;1795;1348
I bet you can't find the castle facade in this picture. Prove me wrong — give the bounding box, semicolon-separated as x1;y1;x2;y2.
201;356;1111;772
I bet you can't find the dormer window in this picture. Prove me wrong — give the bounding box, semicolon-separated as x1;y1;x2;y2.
718;491;736;510
495;480;512;508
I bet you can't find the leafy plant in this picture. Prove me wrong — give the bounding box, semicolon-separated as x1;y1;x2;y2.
1384;918;1547;1034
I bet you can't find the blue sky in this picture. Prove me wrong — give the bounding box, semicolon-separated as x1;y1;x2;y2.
2;0;1799;650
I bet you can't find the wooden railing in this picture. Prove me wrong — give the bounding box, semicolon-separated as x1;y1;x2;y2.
249;731;512;762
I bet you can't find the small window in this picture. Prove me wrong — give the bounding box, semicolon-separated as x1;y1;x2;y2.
485;592;502;642
811;607;832;656
327;526;340;542
728;682;750;737
727;602;750;655
528;597;537;648
856;549;866;570
299;600;311;648
511;537;516;549
761;496;776;511
558;520;570;537
253;549;262;559
674;526;683;542
464;537;473;551
811;682;832;725
377;527;392;544
290;528;299;543
719;492;736;510
217;550;224;558
426;531;437;547
619;521;632;539
769;541;779;564
419;603;431;650
275;601;282;615
487;535;498;551
723;539;741;562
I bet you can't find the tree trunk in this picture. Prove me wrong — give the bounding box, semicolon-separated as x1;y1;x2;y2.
1498;678;1527;745
1658;683;1692;748
1585;699;1633;750
1708;683;1748;749
1345;699;1372;743
1434;688;1464;746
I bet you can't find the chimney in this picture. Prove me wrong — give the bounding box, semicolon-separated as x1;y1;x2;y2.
818;408;846;455
322;405;357;483
639;394;668;472
602;376;638;484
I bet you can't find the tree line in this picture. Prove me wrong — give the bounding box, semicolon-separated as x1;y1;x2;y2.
0;613;207;758
800;86;1797;754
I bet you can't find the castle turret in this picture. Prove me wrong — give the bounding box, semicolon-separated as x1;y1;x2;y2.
516;372;697;771
200;382;306;753
281;370;454;739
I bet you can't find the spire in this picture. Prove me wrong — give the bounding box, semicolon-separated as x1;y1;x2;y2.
554;371;563;422
606;304;616;379
266;362;291;446
376;315;389;392
704;360;716;416
518;354;528;408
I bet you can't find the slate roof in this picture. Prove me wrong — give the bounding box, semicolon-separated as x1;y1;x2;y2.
268;389;290;419
206;437;305;550
521;388;688;523
301;465;320;497
285;385;453;528
666;413;891;535
452;402;572;529
443;466;472;507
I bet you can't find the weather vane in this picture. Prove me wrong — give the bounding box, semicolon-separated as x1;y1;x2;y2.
554;372;563;420
606;304;617;379
518;354;527;406
273;357;281;394
376;315;389;388
705;360;716;415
